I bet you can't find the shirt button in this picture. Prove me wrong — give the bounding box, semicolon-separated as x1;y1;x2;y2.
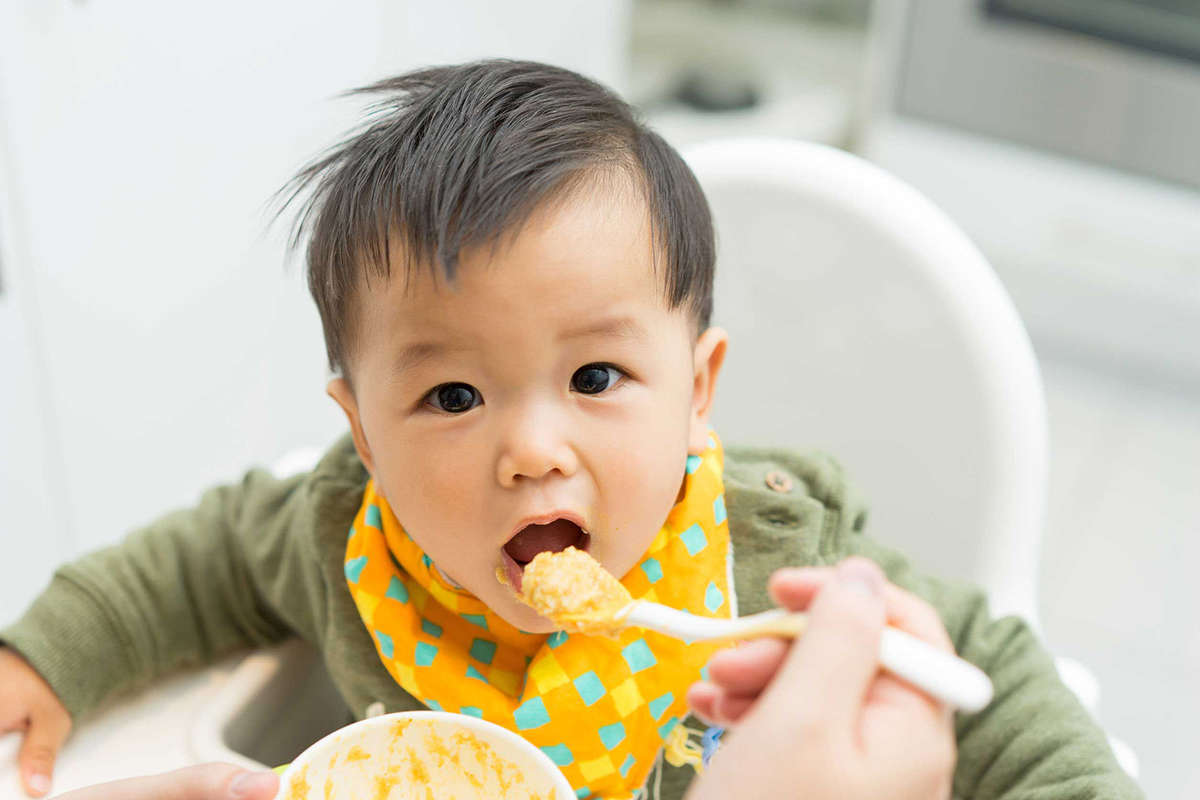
365;701;386;718
764;470;793;493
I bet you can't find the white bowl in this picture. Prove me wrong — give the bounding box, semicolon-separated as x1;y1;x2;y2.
273;710;574;800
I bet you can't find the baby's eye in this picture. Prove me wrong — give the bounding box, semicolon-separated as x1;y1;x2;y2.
571;363;624;395
424;382;482;414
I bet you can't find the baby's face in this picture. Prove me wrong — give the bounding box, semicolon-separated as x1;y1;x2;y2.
330;181;725;632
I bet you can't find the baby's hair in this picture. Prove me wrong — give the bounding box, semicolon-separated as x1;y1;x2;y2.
275;59;715;378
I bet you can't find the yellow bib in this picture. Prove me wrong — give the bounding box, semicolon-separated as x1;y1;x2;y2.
344;433;733;799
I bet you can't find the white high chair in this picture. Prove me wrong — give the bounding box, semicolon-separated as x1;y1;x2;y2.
684;137;1137;777
686;136;1047;624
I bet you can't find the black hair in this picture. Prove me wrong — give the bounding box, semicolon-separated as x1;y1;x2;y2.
276;59;715;376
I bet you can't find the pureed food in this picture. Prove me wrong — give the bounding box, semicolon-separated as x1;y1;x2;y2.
516;546;632;636
279;716;560;800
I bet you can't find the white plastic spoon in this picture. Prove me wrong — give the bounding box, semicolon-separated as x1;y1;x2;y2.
619;602;993;713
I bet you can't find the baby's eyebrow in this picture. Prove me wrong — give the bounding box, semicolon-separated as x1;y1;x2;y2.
391;340;470;374
559;315;647;343
391;316;645;375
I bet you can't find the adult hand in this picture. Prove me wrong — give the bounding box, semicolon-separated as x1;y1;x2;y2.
0;647;72;798
686;557;957;800
54;762;279;800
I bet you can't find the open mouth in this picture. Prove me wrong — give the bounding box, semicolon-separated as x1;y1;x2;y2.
501;518;591;593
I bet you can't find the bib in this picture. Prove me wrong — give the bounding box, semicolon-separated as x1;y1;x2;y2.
344;433;733;799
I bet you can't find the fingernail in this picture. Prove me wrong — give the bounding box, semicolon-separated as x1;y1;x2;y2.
229;770;277;798
29;774;50;795
838;560;881;597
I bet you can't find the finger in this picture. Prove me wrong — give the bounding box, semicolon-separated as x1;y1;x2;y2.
163;763;281;800
686;681;720;726
766;567;835;611
18;707;71;798
55;763;280;800
767;557;887;727
770;567;955;654
713;692;757;725
686;682;759;727
707;638;789;695
865;672;946;717
880;584;955;653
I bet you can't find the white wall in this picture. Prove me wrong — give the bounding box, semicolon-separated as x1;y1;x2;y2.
0;0;631;621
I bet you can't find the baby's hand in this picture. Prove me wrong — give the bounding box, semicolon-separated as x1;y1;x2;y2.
0;647;72;798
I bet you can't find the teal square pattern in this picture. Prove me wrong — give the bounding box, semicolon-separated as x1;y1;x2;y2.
374;630;393;658
460;706;483;718
658;716;679;740
385;576;409;603
680;524;708;556
470;637;497;665
621;639;657;674
575;789;592;799
685;454;702;475
713;495;726;525
598;721;626;750
648;692;673;721
640;558;663;584
344;556;367;583
704;581;725;613
620;753;637;778
514;697;551;730
541;743;574;766
421;619;443;638
573;671;606;706
548;631;568;648
365;504;382;529
462;613;489;629
414;642;438;667
466;664;488;682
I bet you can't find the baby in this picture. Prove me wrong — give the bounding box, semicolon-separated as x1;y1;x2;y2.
0;60;1139;800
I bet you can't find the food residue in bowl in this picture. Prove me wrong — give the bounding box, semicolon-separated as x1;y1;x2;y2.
282;717;556;800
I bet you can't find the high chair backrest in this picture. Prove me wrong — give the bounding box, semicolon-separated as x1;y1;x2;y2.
685;138;1047;625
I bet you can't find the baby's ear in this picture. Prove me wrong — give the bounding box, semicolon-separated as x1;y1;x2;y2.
327;377;376;475
688;327;728;454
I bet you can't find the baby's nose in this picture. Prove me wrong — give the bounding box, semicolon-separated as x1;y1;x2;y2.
495;414;578;486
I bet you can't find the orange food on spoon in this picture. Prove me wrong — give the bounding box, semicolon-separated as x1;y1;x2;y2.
516;546;632;635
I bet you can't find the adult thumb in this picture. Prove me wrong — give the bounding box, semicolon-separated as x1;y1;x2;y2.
174;763;280;800
52;763;280;800
773;557;887;726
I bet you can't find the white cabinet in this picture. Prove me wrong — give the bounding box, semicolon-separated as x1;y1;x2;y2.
0;0;630;620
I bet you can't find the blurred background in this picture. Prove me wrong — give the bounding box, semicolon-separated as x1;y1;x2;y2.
1;0;1196;796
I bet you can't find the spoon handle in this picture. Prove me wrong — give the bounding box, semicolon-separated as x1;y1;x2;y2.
693;609;993;712
879;626;993;712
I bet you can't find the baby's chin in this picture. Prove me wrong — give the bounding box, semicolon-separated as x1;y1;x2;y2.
489;585;559;633
487;587;560;634
508;614;559;635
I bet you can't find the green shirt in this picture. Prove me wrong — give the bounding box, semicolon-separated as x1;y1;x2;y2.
0;434;1142;799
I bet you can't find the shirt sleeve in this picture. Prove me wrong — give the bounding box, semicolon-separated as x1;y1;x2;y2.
846;534;1144;800
0;464;331;721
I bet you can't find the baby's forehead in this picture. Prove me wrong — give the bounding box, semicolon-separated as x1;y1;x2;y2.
348;233;687;374
381;182;663;309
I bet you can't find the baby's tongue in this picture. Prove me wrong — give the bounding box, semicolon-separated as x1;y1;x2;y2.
504;520;583;564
